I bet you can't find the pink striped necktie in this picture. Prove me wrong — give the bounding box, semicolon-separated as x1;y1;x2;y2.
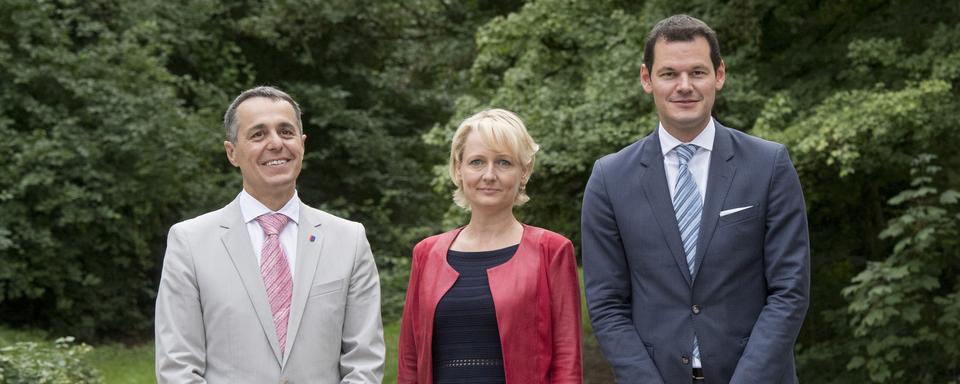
255;213;293;356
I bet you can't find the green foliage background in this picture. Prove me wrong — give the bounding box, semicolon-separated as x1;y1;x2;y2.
0;337;101;383
1;0;958;381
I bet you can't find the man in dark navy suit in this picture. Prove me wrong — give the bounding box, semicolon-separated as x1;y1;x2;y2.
582;14;810;384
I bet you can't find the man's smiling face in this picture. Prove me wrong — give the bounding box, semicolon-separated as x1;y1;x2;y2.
641;35;725;141
224;96;305;201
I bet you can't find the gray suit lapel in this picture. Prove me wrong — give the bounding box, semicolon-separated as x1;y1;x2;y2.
639;131;693;287
693;123;736;282
282;204;325;367
220;202;283;365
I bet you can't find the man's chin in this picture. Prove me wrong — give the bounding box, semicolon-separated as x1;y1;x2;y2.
250;176;298;191
670;115;710;129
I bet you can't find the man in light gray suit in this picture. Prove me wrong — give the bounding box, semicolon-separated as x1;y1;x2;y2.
582;15;810;383
156;86;385;383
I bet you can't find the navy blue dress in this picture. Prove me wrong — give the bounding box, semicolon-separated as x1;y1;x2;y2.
431;244;518;384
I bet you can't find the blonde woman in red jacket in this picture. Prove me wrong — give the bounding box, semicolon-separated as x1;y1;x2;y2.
398;109;582;384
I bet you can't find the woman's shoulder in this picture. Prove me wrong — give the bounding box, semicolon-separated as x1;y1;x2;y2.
412;228;461;257
523;225;573;249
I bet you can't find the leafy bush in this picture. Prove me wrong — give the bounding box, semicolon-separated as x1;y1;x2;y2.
841;155;960;383
0;337;102;384
377;255;411;322
0;0;233;339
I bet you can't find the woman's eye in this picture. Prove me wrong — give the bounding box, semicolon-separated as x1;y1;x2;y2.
497;159;512;167
468;159;484;167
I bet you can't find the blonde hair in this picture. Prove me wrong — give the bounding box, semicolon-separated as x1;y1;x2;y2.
449;108;540;209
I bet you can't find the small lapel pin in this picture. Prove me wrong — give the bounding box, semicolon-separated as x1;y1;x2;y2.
308;234;316;242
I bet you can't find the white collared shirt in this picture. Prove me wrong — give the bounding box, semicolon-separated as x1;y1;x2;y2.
237;190;300;278
659;119;715;204
658;118;715;369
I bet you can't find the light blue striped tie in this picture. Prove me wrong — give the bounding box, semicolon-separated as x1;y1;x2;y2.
672;143;702;363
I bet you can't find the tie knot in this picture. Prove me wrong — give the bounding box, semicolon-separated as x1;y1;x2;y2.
256;213;289;236
674;144;698;164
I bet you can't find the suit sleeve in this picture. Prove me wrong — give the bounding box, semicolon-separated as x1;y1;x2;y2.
581;160;666;383
339;223;386;383
730;146;811;383
548;238;583;383
397;241;425;383
155;224;207;384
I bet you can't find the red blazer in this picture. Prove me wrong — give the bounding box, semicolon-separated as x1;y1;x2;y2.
397;224;582;384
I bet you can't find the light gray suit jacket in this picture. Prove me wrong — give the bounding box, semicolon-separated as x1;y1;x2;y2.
155;197;384;383
583;122;810;384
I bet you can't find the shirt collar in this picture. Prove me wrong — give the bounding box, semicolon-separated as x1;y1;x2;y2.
238;189;301;225
659;118;716;157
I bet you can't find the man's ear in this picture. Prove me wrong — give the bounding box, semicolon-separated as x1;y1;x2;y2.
715;59;726;91
640;64;654;93
224;141;239;167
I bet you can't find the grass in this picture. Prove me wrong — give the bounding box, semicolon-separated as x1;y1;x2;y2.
0;326;47;344
0;323;401;384
84;342;155;384
384;321;400;382
0;325;154;384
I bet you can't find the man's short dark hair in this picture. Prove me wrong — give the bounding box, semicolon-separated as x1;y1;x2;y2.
223;86;303;143
643;15;722;72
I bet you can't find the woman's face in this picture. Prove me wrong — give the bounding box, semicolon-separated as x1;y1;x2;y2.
456;131;526;212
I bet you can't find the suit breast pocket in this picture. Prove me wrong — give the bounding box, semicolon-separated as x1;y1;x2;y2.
308;279;344;299
718;206;759;228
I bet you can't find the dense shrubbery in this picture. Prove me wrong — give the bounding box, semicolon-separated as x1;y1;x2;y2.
0;337;102;383
0;0;233;340
0;0;520;338
1;1;958;381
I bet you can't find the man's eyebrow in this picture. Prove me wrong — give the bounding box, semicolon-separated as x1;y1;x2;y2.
657;64;710;73
248;122;296;131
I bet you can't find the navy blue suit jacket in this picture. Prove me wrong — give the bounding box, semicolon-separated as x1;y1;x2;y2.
582;121;810;383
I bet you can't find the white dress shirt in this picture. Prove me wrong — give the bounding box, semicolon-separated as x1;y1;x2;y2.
658;118;715;369
660;119;715;204
237;190;300;279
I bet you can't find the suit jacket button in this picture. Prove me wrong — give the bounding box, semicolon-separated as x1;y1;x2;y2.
692;304;701;314
681;355;690;365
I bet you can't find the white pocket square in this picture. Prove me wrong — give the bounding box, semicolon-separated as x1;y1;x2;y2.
720;206;753;217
